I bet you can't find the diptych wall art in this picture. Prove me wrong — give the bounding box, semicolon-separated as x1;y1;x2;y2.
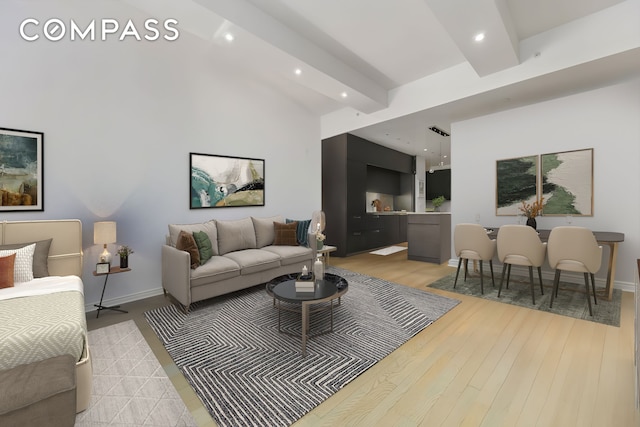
190;153;265;209
496;148;594;216
0;127;44;211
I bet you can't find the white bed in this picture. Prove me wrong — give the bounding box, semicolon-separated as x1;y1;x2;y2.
0;219;92;413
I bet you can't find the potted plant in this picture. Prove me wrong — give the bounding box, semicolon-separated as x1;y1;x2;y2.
116;245;134;269
432;195;446;211
519;196;545;229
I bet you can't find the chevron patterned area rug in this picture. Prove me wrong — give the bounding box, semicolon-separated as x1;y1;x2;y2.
145;266;459;427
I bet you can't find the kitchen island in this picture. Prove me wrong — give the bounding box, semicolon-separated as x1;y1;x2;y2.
406;212;451;264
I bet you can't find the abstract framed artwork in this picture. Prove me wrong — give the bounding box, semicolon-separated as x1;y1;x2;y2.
0;127;44;211
541;148;593;216
496;155;538;216
190;153;265;209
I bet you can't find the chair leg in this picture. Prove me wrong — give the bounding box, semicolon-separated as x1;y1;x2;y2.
479;261;484;294
506;264;512;289
489;260;495;287
498;263;507;297
537;267;544;295
591;273;597;305
550;270;561;308
528;266;535;305
584;272;593;316
464;259;469;282
454;258;463;288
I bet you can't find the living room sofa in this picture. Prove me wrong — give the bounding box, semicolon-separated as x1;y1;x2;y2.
162;215;316;312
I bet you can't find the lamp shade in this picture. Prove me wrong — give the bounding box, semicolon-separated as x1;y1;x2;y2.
94;221;116;245
311;210;325;233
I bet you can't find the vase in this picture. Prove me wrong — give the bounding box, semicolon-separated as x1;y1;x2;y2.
316;239;324;250
526;217;537;230
119;256;128;269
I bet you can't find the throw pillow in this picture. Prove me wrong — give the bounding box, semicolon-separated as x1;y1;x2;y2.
193;231;213;265
0;243;36;283
0;239;52;278
176;230;200;269
252;215;284;248
273;221;298;246
216;218;257;255
286;218;311;246
0;253;16;289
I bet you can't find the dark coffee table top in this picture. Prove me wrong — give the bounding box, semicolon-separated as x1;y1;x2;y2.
272;279;338;303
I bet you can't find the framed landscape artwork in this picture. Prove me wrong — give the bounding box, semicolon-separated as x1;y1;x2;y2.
0;127;44;211
496;155;538;216
190;153;265;209
541;148;593;216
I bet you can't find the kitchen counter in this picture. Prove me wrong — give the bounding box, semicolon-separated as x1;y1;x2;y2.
406;213;451;264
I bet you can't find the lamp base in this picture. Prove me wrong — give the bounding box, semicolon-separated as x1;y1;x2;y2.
100;246;112;263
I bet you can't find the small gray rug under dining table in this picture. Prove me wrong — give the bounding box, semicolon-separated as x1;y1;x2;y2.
145;266;460;427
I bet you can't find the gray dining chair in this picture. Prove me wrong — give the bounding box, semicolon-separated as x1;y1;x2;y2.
547;226;601;316
453;223;496;294
496;224;546;304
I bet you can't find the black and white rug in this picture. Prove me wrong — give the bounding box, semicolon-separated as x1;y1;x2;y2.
144;266;459;427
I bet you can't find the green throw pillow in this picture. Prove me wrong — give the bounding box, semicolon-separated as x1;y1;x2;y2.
193;231;213;265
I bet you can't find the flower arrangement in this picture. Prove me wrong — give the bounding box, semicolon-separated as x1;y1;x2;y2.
116;245;134;258
432;195;446;209
315;232;326;243
519;196;545;218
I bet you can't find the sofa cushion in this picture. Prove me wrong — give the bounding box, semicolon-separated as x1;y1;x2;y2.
286;218;311;246
176;231;200;269
217;218;257;255
168;220;219;256
262;245;313;266
190;256;241;287
273;221;298;246
193;231;213;265
223;249;281;275
252;215;284;248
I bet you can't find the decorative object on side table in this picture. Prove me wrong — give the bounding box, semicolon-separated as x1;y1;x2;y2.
94;221;116;263
519;196;545;230
116;245;134;269
432;195;446;211
96;262;110;275
311;210;326;249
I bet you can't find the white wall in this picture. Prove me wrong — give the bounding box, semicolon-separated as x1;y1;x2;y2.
451;78;640;287
0;6;321;308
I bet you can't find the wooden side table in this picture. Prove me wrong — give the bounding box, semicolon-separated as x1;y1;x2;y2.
317;245;337;265
92;266;131;318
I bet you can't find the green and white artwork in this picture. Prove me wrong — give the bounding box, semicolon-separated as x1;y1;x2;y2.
496;155;538;216
541;148;593;216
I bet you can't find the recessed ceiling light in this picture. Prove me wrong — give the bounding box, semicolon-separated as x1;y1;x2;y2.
224;33;234;42
423;148;428;151
474;32;485;42
294;68;302;76
341;92;348;98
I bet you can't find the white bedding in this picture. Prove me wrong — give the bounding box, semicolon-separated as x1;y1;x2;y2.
0;275;83;301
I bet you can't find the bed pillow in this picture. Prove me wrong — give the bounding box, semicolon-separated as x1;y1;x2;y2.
176;231;200;269
273;221;298;246
0;243;36;283
0;253;16;289
286;218;311;246
193;231;213;265
0;239;52;278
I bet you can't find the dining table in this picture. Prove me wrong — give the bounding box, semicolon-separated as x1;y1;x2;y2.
485;227;624;301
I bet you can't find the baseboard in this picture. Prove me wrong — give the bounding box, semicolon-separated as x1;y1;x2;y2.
447;258;635;293
85;287;165;313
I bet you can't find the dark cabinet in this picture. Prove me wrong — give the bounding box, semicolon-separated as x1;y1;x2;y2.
322;133;414;256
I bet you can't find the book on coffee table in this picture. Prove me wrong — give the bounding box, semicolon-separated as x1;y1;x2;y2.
295;273;315;292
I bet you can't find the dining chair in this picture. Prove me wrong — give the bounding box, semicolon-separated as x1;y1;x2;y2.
547;226;601;316
496;224;546;304
453;223;496;294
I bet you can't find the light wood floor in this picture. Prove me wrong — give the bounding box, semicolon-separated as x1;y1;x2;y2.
86;247;640;427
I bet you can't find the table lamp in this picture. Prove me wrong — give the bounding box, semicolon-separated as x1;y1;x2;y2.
94;221;116;263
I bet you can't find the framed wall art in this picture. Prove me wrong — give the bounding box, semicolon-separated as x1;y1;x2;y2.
541;148;593;216
0;127;44;211
190;153;265;209
496;155;538;216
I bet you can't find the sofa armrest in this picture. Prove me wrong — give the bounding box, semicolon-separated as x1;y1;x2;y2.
162;245;192;308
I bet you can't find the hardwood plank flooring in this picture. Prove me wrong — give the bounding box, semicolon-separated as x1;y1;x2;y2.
86;245;640;427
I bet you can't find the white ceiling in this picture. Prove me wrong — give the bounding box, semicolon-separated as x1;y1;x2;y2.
131;0;638;165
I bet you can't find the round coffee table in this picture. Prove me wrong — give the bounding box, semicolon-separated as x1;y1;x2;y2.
267;273;348;356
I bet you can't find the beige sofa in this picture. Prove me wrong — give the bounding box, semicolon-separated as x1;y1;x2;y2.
162;215;315;311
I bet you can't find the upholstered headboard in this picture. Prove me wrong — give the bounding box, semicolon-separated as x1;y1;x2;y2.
0;219;83;277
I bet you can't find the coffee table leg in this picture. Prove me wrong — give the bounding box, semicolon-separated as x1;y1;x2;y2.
277;300;282;332
302;302;309;357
